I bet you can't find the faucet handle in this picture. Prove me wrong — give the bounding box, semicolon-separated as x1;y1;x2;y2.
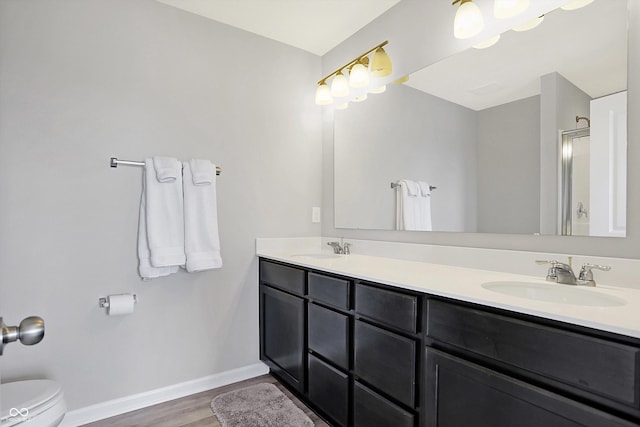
578;263;611;286
342;242;351;255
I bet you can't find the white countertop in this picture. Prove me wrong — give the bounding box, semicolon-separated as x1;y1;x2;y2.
257;249;640;340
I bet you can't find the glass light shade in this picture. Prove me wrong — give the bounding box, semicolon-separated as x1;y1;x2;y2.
494;0;530;19
512;15;544;31
393;75;409;84
370;47;392;77
315;83;332;105
560;0;594;10
473;34;500;49
335;103;349;110
330;72;349;97
454;1;484;39
349;62;370;88
352;93;368;103
369;85;387;94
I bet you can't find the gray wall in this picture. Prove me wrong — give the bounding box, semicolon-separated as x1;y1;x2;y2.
0;0;321;410
322;0;640;259
477;96;540;234
334;84;477;232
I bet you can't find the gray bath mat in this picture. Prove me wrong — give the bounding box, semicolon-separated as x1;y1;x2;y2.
211;382;314;427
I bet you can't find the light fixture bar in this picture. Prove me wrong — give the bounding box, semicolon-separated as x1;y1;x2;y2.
317;40;389;85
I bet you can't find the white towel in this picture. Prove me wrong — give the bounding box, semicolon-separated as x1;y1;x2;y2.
418;181;431;197
183;160;223;272
144;157;186;268
403;179;419;197
137;184;179;279
395;179;432;231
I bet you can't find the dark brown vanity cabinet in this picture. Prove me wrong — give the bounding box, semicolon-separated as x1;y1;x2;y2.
425;298;640;427
260;258;640;427
259;259;423;427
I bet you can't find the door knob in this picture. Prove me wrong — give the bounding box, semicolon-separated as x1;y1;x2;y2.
0;316;45;355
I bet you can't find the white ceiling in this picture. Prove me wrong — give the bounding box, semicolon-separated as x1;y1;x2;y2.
155;0;400;56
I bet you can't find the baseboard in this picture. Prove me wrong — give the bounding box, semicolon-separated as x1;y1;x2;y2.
60;362;270;427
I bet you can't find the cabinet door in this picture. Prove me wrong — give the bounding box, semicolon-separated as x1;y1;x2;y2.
308;303;349;370
354;381;414;427
308;354;349;427
354;320;416;407
425;348;637;427
261;285;305;392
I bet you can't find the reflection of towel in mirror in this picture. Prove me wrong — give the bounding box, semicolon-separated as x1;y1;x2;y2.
395;179;432;231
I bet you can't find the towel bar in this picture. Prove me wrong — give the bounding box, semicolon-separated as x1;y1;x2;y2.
391;182;436;191
110;157;221;175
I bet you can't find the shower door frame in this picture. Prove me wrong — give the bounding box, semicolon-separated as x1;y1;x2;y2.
560;127;590;236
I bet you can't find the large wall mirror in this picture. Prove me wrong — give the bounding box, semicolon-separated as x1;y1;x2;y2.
334;0;627;237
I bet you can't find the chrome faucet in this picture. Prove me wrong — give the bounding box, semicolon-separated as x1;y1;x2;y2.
536;259;611;287
327;239;351;255
536;259;577;285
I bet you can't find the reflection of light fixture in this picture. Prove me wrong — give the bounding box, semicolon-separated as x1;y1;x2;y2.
473;34;501;49
330;71;349;97
494;0;530;19
393;75;409;84
453;0;484;39
512;15;544;31
315;41;392;106
369;85;387;94
335;103;349;110
560;0;594;11
353;94;368;103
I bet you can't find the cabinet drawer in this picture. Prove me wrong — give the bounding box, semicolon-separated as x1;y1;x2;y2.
425;348;637;427
427;299;640;408
308;272;350;310
308;303;349;370
354;381;414;427
260;260;305;295
309;354;349;427
354;320;416;407
355;283;417;333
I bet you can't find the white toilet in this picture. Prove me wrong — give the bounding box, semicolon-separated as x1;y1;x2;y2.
0;380;66;427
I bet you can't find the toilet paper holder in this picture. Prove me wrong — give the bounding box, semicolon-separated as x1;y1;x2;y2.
99;294;137;309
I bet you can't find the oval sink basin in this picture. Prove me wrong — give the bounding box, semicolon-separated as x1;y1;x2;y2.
291;253;343;260
482;281;626;307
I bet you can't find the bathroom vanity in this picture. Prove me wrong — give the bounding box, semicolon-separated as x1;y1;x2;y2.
258;252;640;427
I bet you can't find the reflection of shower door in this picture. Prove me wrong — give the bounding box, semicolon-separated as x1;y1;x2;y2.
561;128;590;236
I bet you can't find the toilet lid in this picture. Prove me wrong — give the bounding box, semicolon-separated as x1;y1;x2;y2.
1;380;63;424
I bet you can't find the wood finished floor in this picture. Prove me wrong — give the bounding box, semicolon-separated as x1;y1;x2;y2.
81;374;330;427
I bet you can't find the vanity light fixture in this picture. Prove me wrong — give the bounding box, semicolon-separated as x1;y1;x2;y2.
512;15;544;31
349;59;370;88
560;0;594;11
453;0;484;39
315;40;392;106
315;82;332;105
494;0;530;19
331;71;350;97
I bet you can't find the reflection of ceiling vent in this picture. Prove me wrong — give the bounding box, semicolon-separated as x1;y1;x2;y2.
469;82;503;96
